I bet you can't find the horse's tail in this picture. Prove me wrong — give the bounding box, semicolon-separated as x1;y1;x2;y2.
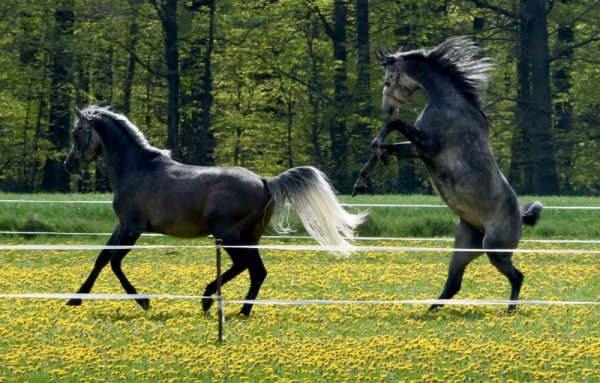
521;201;543;226
267;166;366;250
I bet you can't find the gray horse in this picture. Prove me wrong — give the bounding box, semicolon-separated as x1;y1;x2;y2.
353;37;543;312
64;105;365;316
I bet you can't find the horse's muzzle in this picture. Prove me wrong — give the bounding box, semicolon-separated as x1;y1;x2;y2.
64;152;81;175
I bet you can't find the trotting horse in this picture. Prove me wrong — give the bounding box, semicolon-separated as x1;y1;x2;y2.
353;37;543;312
64;105;365;316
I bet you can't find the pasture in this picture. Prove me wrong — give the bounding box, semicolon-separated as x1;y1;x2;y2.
0;193;599;382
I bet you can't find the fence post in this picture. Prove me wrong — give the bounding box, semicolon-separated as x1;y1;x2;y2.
215;239;224;344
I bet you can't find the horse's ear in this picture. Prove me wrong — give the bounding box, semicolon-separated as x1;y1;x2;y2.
75;108;83;119
374;43;388;66
374;43;399;68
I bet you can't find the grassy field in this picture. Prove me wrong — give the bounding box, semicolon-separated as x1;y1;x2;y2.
0;193;599;382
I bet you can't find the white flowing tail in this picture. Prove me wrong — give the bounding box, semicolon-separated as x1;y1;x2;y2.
267;166;366;250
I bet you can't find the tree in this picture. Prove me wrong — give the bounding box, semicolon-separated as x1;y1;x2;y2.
41;0;75;192
315;0;351;190
149;0;181;158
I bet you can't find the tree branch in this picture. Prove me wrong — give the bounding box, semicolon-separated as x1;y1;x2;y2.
469;0;518;19
184;0;212;12
550;35;600;62
307;0;336;39
114;39;167;77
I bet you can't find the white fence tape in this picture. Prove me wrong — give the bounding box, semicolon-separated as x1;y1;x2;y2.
4;231;600;246
0;293;597;306
0;199;112;204
1;243;600;255
227;298;600;307
0;244;213;251
1;199;600;210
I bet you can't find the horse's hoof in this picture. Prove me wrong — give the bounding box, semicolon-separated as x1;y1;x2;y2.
202;297;214;312
352;183;367;197
137;298;150;311
428;304;442;313
380;153;390;165
66;298;82;306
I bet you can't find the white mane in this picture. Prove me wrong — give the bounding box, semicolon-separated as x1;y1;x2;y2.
78;105;171;157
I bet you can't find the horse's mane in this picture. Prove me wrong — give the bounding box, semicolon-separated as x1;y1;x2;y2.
401;37;494;109
78;105;171;158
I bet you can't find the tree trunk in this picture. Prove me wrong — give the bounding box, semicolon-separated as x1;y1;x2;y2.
553;24;575;193
353;0;374;191
328;0;349;190
122;14;139;115
305;19;325;168
199;0;215;165
41;1;75;192
154;0;181;157
510;13;534;193
523;0;559;194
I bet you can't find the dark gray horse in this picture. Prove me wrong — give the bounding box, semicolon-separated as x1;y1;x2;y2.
64;105;365;316
353;37;543;312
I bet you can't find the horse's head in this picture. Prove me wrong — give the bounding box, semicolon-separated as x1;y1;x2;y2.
64;108;102;174
375;44;420;115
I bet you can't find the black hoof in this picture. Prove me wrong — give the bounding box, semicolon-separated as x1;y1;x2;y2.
239;303;253;317
202;297;214;312
352;184;367;197
428;304;443;313
238;310;250;318
137;298;150;311
66;298;82;306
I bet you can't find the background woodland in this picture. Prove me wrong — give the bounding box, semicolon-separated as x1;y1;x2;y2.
0;0;598;195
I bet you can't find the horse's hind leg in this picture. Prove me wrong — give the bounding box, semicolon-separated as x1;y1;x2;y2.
483;227;522;313
202;244;267;317
486;252;522;313
429;220;483;312
202;249;249;312
239;248;267;316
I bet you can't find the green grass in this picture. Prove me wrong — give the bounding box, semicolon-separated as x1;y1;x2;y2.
2;192;600;240
0;193;599;382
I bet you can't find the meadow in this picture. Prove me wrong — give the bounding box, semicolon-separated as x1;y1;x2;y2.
0;193;598;382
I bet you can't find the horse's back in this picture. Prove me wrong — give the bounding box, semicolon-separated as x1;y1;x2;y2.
117;160;270;238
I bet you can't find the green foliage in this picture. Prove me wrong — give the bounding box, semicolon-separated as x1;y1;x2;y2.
0;0;598;193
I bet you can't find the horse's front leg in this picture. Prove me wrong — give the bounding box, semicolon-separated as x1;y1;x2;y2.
66;224;144;309
380;142;419;159
352;155;378;196
372;119;427;163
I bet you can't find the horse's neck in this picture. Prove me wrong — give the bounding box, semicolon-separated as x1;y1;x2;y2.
95;122;152;189
406;63;459;105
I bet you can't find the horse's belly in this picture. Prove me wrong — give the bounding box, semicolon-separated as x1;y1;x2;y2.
147;216;211;238
429;176;484;229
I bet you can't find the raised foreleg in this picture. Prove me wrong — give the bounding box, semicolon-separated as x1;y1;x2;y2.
352;143;419;196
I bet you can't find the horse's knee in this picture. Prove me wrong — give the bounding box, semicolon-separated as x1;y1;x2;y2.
203;281;217;296
250;265;267;284
512;267;524;287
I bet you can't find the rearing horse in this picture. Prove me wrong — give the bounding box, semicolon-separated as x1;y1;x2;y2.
65;105;365;316
353;37;543;312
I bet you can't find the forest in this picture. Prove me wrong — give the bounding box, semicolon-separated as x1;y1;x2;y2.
0;0;598;195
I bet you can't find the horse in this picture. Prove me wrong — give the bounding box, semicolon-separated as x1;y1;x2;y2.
64;105;365;316
352;37;543;312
